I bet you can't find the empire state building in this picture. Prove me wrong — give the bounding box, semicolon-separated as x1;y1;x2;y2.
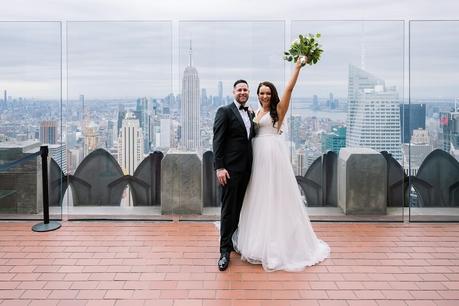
181;41;201;151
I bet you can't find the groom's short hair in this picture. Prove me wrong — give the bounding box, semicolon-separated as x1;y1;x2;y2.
233;79;248;88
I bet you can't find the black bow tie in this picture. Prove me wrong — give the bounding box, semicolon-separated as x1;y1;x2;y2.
239;105;249;112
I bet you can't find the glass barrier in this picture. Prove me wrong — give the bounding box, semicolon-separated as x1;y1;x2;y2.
291;21;405;221
409;21;459;222
0;21;63;220
5;20;457;223
66;21;172;219
178;21;285;216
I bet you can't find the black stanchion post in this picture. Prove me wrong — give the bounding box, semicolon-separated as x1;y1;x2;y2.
32;146;61;232
42;145;50;224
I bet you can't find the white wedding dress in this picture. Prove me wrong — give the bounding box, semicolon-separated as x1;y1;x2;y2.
232;111;330;272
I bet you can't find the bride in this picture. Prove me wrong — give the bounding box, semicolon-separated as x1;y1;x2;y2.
232;57;330;271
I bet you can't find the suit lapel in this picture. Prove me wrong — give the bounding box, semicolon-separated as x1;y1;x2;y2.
248;111;255;139
230;103;248;136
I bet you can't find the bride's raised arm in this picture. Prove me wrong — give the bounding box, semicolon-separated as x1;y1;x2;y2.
276;57;304;125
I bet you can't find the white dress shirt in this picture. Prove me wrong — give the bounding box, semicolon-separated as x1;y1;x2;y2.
234;100;251;139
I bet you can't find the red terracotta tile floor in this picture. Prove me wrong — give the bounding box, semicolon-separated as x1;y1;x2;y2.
1;221;459;306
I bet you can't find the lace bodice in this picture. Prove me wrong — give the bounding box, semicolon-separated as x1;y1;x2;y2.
255;111;283;136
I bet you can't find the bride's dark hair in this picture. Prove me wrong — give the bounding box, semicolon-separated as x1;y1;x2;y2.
257;81;279;127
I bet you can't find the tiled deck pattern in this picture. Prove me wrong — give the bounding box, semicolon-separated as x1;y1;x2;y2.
1;221;459;306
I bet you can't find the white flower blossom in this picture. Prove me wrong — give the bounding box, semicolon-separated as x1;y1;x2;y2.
291;38;300;45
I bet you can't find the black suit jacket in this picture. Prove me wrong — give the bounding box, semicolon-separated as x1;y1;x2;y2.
213;103;255;173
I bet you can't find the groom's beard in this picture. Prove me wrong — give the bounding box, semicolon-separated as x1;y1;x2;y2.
236;97;248;104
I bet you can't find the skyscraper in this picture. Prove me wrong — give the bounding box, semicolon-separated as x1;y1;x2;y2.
160;118;172;148
48;143;68;174
201;88;208;106
400;103;426;143
163;94;172;115
312;94;319;110
402;129;432;175
289;115;303;146
136;97;151;153
294;149;305;176
39;120;57;144
181;41;201;151
83;121;99;156
321;126;346;153
106;120;116;149
327;92;336;109
117;111;144;175
347;64;384;144
440;109;459;159
218;81;223;106
348;85;402;160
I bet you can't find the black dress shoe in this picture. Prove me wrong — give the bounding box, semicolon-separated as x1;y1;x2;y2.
218;253;230;271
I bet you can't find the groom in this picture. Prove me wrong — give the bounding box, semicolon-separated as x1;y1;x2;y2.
213;79;255;271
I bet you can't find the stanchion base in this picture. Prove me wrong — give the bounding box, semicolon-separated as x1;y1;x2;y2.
32;221;61;232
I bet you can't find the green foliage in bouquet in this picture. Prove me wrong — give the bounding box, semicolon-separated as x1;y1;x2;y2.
283;33;323;66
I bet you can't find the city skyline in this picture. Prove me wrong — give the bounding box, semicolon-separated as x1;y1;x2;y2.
2;65;458;175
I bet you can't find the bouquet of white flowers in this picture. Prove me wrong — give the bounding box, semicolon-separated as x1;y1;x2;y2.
283;33;323;66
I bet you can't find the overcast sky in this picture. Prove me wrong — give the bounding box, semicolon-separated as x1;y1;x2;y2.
0;0;458;100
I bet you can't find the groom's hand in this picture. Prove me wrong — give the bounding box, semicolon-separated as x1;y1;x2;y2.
216;169;230;186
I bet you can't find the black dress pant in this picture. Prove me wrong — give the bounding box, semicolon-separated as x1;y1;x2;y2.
219;171;251;255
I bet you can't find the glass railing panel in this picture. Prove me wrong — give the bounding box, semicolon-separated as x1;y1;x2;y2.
409;20;459;222
66;21;172;219
9;19;454;222
178;21;285;216
0;21;63;220
291;20;405;221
